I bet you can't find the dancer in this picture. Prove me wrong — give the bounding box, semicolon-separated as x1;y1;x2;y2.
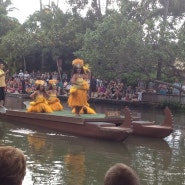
47;79;63;111
71;103;96;114
27;80;53;113
68;58;95;116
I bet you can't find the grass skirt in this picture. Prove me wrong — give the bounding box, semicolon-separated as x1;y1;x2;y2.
48;97;63;111
68;88;88;108
72;105;96;114
27;96;53;113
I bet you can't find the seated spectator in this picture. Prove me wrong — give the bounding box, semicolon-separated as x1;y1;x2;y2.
0;146;26;185
110;83;117;99
158;84;168;95
90;76;97;97
18;69;24;78
104;163;140;185
147;81;156;93
96;84;106;98
115;83;125;100
125;85;133;101
23;71;30;79
172;79;181;95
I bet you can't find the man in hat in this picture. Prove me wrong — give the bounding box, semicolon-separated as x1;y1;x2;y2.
0;60;9;106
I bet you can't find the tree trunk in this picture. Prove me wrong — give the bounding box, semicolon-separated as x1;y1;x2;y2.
41;50;45;72
156;0;169;80
23;56;26;72
40;0;42;11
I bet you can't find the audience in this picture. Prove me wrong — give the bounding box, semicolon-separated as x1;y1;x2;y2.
104;163;140;185
8;70;178;101
0;146;26;185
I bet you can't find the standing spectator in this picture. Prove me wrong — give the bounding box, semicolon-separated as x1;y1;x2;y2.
23;71;30;79
158;84;168;95
56;78;63;95
125;85;133;101
0;146;26;185
0;61;8;106
90;76;97;97
172;79;181;95
115;83;125;100
96;83;106;98
18;69;24;78
104;163;140;185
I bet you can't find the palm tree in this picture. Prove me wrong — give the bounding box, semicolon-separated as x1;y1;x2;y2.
0;0;14;15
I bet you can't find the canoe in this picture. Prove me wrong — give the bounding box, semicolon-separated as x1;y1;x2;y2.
0;108;132;142
122;106;174;138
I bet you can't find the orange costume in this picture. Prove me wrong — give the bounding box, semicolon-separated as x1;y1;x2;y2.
68;77;89;108
48;92;63;111
27;80;53;113
68;58;96;115
72;103;96;114
47;80;63;111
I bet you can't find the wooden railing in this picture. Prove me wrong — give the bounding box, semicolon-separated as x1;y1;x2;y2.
142;93;185;104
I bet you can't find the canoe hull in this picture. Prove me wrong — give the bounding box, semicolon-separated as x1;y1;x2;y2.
0;110;132;142
122;106;174;138
132;122;173;138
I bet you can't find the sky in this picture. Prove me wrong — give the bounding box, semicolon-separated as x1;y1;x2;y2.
8;0;69;23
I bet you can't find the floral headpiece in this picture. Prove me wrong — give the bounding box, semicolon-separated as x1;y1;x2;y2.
83;63;91;73
72;58;84;68
49;79;57;86
35;80;45;86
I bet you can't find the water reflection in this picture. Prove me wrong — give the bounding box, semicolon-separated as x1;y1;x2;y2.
1;101;185;184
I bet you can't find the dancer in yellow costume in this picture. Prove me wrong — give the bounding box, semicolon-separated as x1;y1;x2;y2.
27;80;53;113
71;103;96;114
68;58;96;116
47;79;63;111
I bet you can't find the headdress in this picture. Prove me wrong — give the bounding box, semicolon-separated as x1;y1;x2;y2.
49;79;57;86
72;58;84;68
83;63;91;73
35;80;45;86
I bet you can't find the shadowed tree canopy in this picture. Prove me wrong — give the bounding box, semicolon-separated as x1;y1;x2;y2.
0;0;185;83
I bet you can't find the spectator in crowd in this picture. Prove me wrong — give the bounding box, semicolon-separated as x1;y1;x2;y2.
158;84;168;95
18;69;24;78
115;83;125;100
0;61;8;106
125;85;133;101
104;163;140;185
96;83;107;98
90;76;97;97
56;78;63;95
172;79;181;95
23;71;30;79
147;80;156;93
0;146;26;185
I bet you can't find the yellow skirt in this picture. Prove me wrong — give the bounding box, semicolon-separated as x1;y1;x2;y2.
27;96;53;113
72;105;96;114
68;88;88;108
48;97;63;111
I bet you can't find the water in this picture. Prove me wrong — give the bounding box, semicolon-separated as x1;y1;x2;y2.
1;102;185;185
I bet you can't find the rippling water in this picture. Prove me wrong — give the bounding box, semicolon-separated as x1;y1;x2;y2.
1;102;185;185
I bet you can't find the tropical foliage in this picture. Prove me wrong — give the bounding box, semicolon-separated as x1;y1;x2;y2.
0;0;185;83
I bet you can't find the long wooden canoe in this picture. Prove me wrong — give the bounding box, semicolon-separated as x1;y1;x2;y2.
122;106;173;138
0;108;132;142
